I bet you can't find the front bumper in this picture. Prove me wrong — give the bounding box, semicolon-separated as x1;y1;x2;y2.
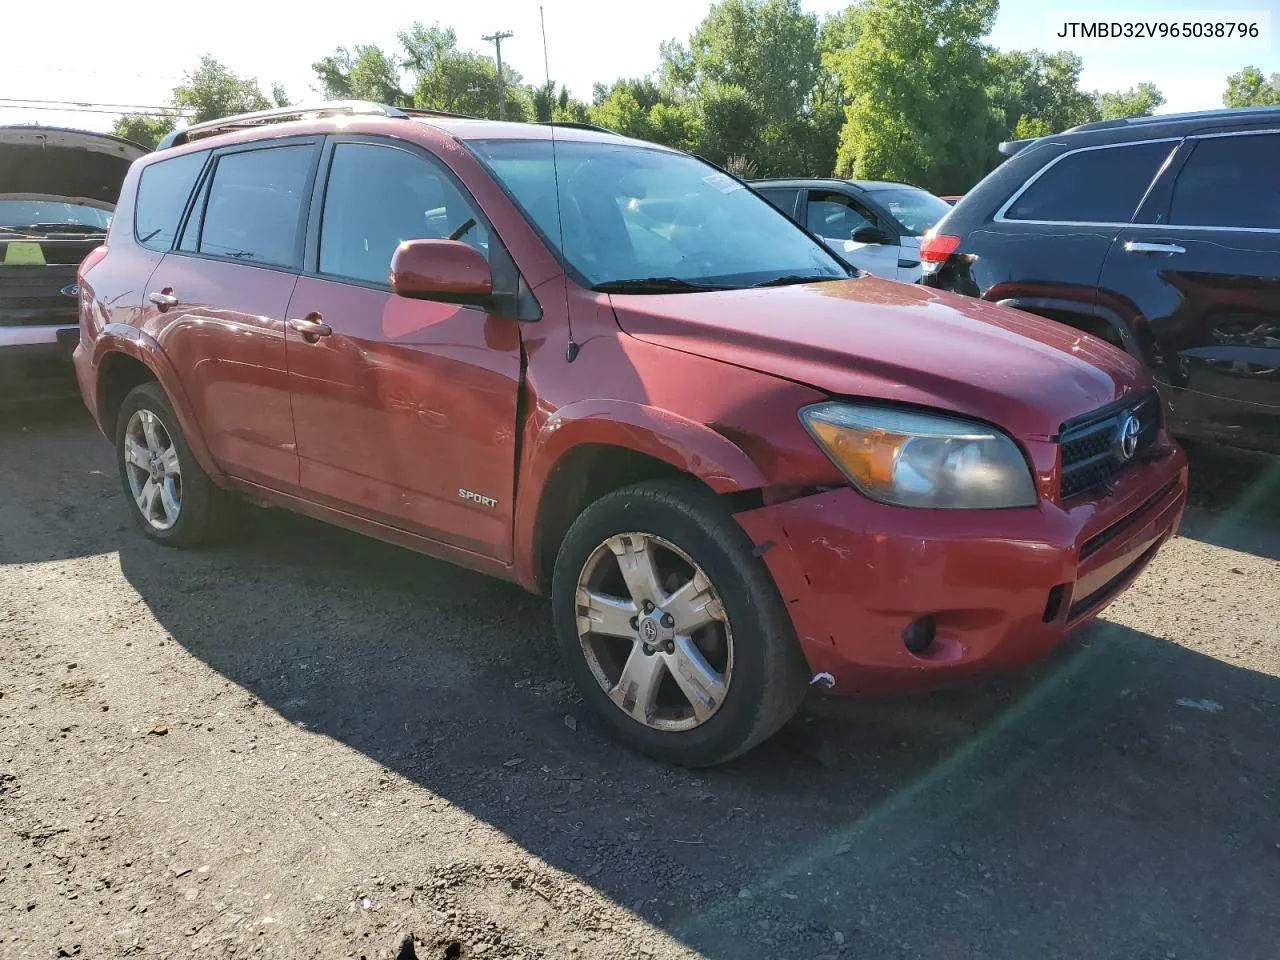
0;324;80;400
735;443;1188;694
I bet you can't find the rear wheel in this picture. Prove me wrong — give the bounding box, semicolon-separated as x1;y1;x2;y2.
552;479;808;766
115;382;221;547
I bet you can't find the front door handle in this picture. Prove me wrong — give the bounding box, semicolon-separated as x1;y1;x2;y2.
288;315;332;343
1125;241;1186;255
148;290;179;309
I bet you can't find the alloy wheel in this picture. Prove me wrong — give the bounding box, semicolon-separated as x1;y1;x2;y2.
123;409;182;531
575;532;733;732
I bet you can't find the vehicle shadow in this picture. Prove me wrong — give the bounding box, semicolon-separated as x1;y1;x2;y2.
109;502;1280;959
1181;442;1280;561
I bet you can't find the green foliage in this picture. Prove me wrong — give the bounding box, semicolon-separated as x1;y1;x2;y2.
1096;82;1164;120
399;23;531;121
1012;114;1052;140
987;49;1099;138
111;114;177;151
831;0;1000;193
1223;66;1280;107
312;44;408;106
172;56;274;124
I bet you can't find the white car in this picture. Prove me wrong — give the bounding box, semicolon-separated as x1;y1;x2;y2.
751;178;953;283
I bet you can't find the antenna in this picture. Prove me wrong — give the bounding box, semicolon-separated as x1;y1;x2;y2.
481;30;514;121
541;5;577;362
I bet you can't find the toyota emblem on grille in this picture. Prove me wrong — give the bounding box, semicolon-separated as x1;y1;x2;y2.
1116;413;1141;461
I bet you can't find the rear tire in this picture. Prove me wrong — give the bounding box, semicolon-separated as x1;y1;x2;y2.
552;478;808;767
115;382;222;547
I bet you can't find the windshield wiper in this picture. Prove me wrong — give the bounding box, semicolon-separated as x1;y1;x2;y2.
592;277;726;294
749;274;846;288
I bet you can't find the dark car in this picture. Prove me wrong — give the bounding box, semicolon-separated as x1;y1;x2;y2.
73;101;1185;766
751;178;952;282
921;106;1280;454
0;126;146;401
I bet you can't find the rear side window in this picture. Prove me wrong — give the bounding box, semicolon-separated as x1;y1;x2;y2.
318;142;489;286
755;188;799;217
134;150;207;251
1170;133;1280;229
197;145;313;268
1003;141;1174;224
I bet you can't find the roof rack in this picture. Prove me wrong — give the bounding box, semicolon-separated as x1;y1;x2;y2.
156;100;473;149
535;120;616;135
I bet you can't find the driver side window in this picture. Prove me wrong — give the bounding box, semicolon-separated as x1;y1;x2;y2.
806;191;876;239
318;142;489;286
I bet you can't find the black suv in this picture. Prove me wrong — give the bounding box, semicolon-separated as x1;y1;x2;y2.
922;107;1280;455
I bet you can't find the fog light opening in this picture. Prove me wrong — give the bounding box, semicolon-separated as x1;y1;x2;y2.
903;615;936;655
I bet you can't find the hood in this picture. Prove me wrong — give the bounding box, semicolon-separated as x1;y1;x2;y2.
0;127;146;206
609;277;1148;440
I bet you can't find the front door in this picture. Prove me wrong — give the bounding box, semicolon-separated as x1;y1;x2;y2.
147;140;320;489
1101;130;1280;452
284;138;523;560
804;189;900;279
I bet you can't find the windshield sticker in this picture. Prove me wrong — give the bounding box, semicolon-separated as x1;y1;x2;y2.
703;173;744;194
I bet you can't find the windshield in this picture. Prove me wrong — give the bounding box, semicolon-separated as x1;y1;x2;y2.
869;187;951;236
0;199;112;233
469;139;849;289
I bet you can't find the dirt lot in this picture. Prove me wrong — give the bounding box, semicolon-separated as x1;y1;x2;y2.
1;402;1278;960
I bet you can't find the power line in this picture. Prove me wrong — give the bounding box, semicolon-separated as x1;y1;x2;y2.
0;97;191;113
0;104;185;117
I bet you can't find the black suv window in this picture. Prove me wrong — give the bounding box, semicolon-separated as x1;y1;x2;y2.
1004;141;1174;224
1170;133;1280;229
197;145;313;268
755;188;799;217
134;150;207;251
319;142;489;286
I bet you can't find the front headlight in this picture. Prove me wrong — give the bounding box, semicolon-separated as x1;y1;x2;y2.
800;402;1037;509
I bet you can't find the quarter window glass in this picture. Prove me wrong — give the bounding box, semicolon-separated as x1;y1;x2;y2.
1004;142;1173;224
319;143;489;286
1170;133;1280;229
134;150;208;251
756;188;799;217
199;145;312;267
806;192;875;239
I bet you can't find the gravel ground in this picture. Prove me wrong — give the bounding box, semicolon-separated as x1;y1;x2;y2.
1;402;1278;960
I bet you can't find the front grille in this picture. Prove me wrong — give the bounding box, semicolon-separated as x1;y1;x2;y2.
0;264;79;327
1058;390;1161;500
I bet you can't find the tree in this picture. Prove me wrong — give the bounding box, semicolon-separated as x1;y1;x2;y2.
312;44;408;105
111;113;177;150
1096;82;1164;120
172;56;276;124
398;23;531;121
831;0;1000;193
987;49;1099;138
1223;66;1280;107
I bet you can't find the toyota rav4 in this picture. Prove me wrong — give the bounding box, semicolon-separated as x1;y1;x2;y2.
74;102;1188;766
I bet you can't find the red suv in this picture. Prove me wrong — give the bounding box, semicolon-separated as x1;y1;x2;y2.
74;102;1188;766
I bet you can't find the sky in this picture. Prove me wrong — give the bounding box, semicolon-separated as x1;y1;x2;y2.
3;0;1278;133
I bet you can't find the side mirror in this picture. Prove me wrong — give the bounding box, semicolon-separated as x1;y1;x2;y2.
852;225;893;245
389;239;493;305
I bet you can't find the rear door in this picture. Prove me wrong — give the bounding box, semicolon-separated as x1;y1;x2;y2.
803;188;899;279
283;136;524;561
146;139;320;490
977;139;1179;316
1101;129;1280;452
753;186;800;219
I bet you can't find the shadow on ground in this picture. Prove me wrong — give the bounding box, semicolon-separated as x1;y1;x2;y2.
6;403;1280;958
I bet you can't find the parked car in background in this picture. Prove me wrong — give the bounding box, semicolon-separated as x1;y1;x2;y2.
921;106;1280;454
939;195;964;205
751;178;952;282
0;126;145;401
77;102;1186;766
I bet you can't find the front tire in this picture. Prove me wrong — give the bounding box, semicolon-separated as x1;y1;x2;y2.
552;479;808;767
115;382;221;547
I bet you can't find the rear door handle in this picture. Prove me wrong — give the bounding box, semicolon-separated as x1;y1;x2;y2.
148;290;179;308
1125;241;1185;255
288;315;332;342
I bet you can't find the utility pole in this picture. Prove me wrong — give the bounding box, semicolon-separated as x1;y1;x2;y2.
481;30;514;120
